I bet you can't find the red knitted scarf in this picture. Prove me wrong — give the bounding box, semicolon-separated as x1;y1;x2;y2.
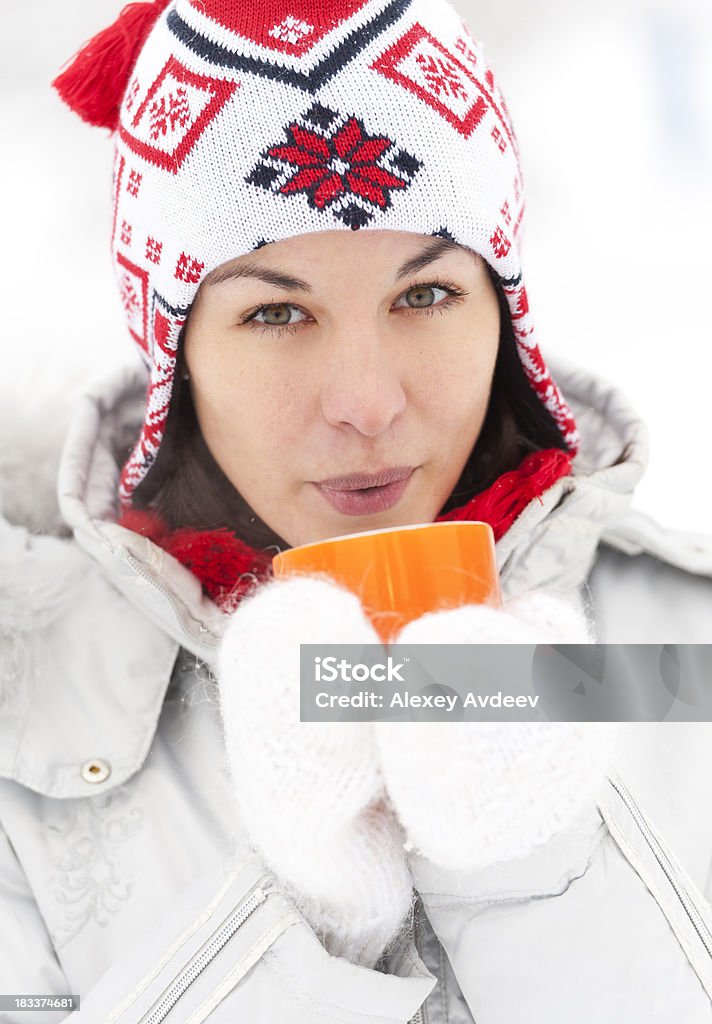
119;448;572;611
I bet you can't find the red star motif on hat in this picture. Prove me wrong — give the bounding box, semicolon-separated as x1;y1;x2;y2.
248;107;421;228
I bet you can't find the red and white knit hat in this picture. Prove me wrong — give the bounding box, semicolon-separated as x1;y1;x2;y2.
55;0;579;505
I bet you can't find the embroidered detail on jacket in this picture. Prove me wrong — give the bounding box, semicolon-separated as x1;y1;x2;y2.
48;790;145;947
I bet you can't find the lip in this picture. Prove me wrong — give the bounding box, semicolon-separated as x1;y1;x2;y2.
316;466;416;490
314;466;416;517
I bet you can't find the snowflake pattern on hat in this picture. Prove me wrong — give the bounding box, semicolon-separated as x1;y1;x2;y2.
119;57;238;173
247;105;421;228
372;23;491;138
55;0;580;504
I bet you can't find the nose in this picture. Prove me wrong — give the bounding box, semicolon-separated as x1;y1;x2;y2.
319;324;407;437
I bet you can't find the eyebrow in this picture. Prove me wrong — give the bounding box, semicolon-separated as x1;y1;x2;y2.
205;260;313;292
394;236;461;280
206;236;461;291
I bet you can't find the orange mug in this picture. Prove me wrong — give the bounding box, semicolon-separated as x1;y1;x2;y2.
272;521;501;643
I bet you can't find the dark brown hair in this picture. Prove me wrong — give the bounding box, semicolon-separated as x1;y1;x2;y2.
130;269;568;549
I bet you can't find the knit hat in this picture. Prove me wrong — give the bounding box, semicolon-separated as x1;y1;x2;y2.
55;0;579;506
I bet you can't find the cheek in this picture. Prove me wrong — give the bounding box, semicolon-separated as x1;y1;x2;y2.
194;355;313;476
410;326;498;431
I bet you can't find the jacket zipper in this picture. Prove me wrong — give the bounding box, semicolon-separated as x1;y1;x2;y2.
123;550;220;651
139;879;273;1024
409;1008;425;1024
608;775;712;957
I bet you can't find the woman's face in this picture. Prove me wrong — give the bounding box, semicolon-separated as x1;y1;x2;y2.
184;230;500;548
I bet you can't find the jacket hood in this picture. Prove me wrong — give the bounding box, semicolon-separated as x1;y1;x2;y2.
56;357;649;664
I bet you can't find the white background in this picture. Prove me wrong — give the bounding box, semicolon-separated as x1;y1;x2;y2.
1;1;710;531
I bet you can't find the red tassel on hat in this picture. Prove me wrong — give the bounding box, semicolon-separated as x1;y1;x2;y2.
52;0;172;130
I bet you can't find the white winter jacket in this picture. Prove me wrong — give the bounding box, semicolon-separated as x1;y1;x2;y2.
1;359;712;1023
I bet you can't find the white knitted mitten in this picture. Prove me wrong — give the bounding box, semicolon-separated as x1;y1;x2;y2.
375;591;620;871
217;576;414;968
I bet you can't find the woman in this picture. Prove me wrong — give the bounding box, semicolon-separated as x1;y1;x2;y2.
2;0;712;1020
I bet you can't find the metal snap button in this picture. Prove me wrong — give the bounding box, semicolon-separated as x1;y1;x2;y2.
80;758;111;784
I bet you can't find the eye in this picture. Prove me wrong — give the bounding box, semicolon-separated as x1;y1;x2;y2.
393;284;456;310
250;303;307;326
